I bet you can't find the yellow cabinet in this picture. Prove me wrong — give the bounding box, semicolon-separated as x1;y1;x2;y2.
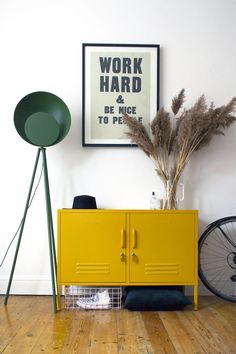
57;209;198;309
129;212;196;283
58;211;126;284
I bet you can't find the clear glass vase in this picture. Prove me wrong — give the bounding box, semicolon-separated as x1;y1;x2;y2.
163;180;184;210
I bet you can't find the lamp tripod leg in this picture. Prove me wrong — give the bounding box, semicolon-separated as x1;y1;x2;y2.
4;148;41;305
46;173;60;310
48;190;57;279
41;148;58;313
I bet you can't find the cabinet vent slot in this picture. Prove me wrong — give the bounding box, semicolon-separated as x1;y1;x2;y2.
76;262;110;275
145;263;180;275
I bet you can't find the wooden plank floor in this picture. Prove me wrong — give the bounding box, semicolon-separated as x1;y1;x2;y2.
0;296;236;353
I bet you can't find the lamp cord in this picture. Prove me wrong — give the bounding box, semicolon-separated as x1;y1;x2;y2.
0;164;44;268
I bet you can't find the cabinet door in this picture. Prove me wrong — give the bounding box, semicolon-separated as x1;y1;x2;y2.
129;213;196;283
59;212;126;284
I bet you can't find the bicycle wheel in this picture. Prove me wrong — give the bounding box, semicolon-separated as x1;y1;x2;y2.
199;216;236;302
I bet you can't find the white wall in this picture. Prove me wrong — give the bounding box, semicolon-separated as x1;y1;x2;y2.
0;0;236;295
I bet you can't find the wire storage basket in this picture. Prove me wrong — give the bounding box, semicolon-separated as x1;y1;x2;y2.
64;286;122;310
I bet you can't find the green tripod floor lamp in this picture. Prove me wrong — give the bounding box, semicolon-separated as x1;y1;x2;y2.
4;91;71;313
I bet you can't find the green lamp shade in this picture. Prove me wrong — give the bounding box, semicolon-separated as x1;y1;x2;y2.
14;91;71;147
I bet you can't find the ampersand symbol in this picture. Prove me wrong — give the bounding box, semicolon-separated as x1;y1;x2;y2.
116;95;124;104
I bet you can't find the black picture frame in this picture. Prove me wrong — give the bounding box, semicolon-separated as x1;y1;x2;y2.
82;43;160;147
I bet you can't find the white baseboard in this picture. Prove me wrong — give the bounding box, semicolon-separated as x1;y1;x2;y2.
0;276;53;295
0;276;213;296
185;283;213;296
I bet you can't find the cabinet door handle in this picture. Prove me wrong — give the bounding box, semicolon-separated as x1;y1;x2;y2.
120;252;126;261
121;229;126;248
132;229;137;249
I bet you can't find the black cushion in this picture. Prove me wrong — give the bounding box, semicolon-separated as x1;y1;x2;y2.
124;286;191;311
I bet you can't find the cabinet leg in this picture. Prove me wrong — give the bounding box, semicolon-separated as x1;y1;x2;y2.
194;285;198;310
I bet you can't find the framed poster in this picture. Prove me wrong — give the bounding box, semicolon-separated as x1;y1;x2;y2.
82;43;160;146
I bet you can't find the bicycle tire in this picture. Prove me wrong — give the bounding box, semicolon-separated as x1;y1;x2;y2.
199;216;236;302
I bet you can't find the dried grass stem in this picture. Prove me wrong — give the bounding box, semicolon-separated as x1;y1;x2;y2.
123;89;236;209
